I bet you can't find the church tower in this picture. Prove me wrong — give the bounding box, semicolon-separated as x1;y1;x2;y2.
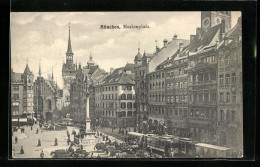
201;11;231;32
62;23;77;106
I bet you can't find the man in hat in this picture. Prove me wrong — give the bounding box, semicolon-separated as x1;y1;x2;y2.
54;138;58;146
20;146;24;154
15;136;18;144
38;139;41;146
40;150;44;158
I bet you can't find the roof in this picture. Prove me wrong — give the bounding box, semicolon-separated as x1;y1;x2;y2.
24;64;33;75
188;24;221;53
101;64;135;85
225;17;241;39
148;38;190;73
11;72;23;82
195;143;231;151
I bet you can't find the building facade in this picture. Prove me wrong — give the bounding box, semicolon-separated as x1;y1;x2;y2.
33;69;63;121
95;64;136;128
216;17;242;151
163;47;189;137
11;63;34;117
70;55;108;124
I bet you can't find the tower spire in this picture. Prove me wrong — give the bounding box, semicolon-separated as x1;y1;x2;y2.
138;41;140;53
51;66;54;82
39;59;42;77
66;22;73;54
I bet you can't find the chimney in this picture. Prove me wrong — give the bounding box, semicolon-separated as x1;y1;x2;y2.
163;39;168;47
221;20;226;33
173;34;178;40
179;42;184;52
110;68;115;74
190;35;195;42
196;27;202;35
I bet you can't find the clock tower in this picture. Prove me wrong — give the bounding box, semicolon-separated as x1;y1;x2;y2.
201;11;231;32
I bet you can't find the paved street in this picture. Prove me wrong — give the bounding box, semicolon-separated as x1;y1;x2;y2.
12;124;130;159
12;124;98;158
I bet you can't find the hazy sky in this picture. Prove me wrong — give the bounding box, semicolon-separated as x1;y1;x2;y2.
11;12;241;87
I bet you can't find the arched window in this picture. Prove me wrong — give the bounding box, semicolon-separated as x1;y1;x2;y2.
127;111;132;117
127;102;132;109
122;111;126;117
127;94;132;100
121;94;126;100
121;102;126;109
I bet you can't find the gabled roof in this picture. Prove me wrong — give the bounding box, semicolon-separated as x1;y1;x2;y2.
101;64;135;85
148;38;189;73
188;24;221;53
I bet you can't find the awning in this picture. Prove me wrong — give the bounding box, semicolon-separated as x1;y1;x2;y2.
12;118;18;122
19;118;27;122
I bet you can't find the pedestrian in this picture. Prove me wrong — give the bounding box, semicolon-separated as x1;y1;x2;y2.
36;128;38;134
67;138;70;145
40;150;44;158
20;146;24;154
31;126;33;130
129;128;131;132
81;145;83;150
38;139;41;146
54;138;58;146
15;136;18;144
126;130;128;135
12;149;15;156
91;153;93;158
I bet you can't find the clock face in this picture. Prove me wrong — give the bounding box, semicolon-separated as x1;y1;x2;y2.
202;17;210;28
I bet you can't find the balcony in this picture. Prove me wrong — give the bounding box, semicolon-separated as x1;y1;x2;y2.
189;101;217;106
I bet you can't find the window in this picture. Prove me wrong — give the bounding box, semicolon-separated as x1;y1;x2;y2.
121;94;126;100
226;74;230;84
199;94;203;102
127;102;132;109
231;110;236;122
226;110;230;123
121;102;126;109
232;91;236;102
225;57;230;65
115;86;118;90
219;75;224;84
175;96;179;103
206;56;210;63
162;81;165;89
212;55;215;62
12;102;19;106
180;82;183;88
211;93;217;102
211;71;216;80
184;109;188;117
127;94;132;100
232;73;236;83
175;110;178;116
162;73;164;78
220;110;224;121
13;86;19;90
13;94;19;99
184;95;188;103
204;93;209;102
220;92;224;102
175;82;179;89
226;92;230;102
220;57;224;66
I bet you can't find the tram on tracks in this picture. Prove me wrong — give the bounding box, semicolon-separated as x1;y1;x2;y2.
127;132;233;158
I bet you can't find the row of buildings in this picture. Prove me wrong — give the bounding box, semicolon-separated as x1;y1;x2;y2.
134;11;242;150
11;11;242;151
11;63;63;122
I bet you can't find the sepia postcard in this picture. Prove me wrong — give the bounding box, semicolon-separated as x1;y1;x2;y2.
10;11;243;159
